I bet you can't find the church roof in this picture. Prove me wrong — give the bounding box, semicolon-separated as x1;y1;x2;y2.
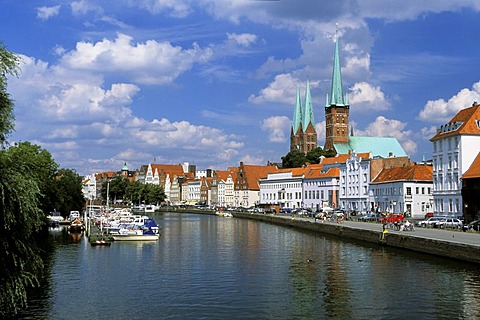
333;136;408;158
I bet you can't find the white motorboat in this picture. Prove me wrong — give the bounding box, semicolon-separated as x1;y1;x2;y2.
111;225;159;241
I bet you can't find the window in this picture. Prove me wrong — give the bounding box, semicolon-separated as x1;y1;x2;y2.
416;187;419;194
406;187;411;195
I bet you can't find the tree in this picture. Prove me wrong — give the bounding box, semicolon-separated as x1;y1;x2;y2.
281;150;307;168
101;175;129;205
282;147;337;168
0;42;18;145
0;43;48;316
306;147;336;164
54;168;85;215
6;141;59;214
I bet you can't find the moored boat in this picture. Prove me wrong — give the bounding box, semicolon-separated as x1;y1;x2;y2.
69;218;85;233
111;225;159;241
90;239;112;246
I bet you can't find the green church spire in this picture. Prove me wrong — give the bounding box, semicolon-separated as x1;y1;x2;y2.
303;80;315;129
326;29;348;108
292;85;303;133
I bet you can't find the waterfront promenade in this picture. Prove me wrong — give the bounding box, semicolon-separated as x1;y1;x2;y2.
230;211;480;264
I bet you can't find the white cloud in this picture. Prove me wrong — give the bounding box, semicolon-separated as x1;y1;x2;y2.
226;33;257;47
249;73;299;105
348;82;390;111
135;0;191;18
418;81;480;123
356;116;417;155
59;33;213;85
315;121;326;147
71;0;103;16
261;116;290;143
239;154;265;165
357;0;480;21
8;54;245;174
36;5;61;20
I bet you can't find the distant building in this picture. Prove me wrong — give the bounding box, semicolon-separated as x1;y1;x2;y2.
431;102;480;216
290;81;318;153
234;162;279;208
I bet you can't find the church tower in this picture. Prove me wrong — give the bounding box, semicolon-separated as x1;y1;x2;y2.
290;81;318;153
302;80;317;152
290;86;304;152
324;29;349;152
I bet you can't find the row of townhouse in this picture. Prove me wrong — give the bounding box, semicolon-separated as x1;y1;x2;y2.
82;103;480;221
258;152;434;219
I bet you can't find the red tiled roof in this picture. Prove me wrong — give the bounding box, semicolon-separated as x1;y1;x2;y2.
463;151;480;179
215;170;234;181
150;164;184;177
371;164;433;184
430;104;480;141
242;164;279;190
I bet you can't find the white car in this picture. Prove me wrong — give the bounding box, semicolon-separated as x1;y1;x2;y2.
417;217;445;228
437;218;463;229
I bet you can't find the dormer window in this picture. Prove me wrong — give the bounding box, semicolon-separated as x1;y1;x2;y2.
476;119;480;129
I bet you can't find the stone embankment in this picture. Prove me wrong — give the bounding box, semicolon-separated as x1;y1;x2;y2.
231;212;480;264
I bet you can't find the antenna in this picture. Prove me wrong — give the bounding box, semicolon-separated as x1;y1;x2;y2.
335;23;339;42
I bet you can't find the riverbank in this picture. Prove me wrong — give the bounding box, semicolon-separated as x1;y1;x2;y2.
229;211;480;264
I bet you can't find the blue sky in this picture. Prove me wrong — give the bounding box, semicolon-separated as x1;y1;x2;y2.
2;1;480;176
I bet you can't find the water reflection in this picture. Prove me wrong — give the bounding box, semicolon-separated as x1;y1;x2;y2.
17;213;480;319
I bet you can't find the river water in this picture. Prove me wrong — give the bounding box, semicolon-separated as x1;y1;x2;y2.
18;212;480;319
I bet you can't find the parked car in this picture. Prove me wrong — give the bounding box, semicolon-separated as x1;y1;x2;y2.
358;212;381;222
462;220;480;232
437;218;463;229
417;217;445;228
424;212;434;219
380;214;404;224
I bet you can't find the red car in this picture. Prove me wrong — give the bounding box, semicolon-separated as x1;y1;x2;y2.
380;214;404;224
424;212;434;219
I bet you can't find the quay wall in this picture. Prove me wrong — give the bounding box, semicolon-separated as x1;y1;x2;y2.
232;212;480;265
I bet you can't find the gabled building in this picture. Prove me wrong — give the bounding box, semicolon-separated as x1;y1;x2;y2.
234;162;278;208
290;81;318;153
370;163;433;219
199;177;212;205
211;170;235;207
430;102;480;216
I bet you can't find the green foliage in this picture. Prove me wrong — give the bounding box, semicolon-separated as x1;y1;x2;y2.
0;147;44;316
101;175;129;205
282;147;337;168
123;180;165;205
53;168;85;215
7;141;59;214
0;41;19;146
281;150;306;168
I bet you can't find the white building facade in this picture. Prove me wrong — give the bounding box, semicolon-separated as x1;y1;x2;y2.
431;103;480;216
259;171;304;210
339;152;371;213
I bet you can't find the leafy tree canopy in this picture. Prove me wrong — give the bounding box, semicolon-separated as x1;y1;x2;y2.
282;147;336;168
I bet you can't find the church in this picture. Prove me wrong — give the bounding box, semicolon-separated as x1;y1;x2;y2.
290;32;407;159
